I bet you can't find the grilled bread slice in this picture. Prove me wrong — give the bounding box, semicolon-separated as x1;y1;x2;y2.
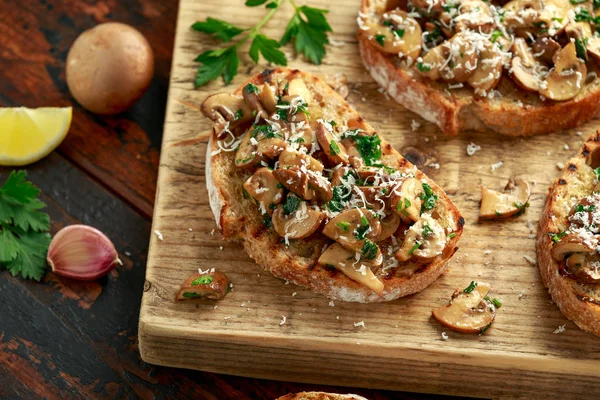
537;132;600;336
358;0;600;136
277;393;368;400
203;68;463;303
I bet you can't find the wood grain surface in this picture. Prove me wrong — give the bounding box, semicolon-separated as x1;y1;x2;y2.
1;0;464;398
140;0;600;398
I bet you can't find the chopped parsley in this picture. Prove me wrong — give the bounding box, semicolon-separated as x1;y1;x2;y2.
330;141;341;156
375;34;386;46
575;38;588;60
192;275;214;286
235;109;244;120
422;224;434;239
419;182;438;213
397;197;412;215
276;100;289;121
182;292;201;298
463;281;477;293
355;215;371;240
252;124;282;139
361;239;379;260
448;232;457;239
262;214;272;227
514;201;530;217
328;185;351;212
416;62;431;72
424;24;442;44
595;0;600;8
276;183;284;189
336;221;350;232
408;241;422;256
575;204;596;212
479;322;492;334
245;83;260;94
352;134;382;166
594;166;600;180
570;0;588;4
329;120;337;126
485;296;502;308
490;30;502;43
283;194;301;215
550;231;566;243
393;29;405;38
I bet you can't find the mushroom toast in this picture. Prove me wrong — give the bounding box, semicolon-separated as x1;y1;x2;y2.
537;132;600;336
202;68;463;303
359;0;600;136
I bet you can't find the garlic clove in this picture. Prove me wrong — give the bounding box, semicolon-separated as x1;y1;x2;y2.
47;225;122;280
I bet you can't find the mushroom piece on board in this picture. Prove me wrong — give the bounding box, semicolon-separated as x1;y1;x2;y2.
479;177;530;219
176;270;231;301
432;281;496;333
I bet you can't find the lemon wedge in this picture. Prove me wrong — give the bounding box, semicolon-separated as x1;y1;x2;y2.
0;107;72;166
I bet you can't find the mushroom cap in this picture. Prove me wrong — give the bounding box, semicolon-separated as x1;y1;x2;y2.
278;149;324;173
272;203;324;239
439;33;479;83
390;177;423;223
316;122;350;166
322;208;383;255
243;168;285;214
317;243;384;294
467;42;503;93
273;166;314;200
418;45;446;81
432;282;496;334
364;10;423;59
539;42;587;101
479;177;531;219
395;215;446;262
235;130;263;168
550;232;595;261
176;270;231;301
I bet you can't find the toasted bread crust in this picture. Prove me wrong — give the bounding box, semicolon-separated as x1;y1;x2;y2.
277;393;368;400
206;68;463;303
358;0;600;136
536;131;600;336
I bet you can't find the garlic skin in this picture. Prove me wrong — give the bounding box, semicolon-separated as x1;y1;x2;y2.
47;225;122;280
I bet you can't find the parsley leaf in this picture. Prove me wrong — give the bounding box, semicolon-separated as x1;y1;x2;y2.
0;171;51;281
194;48;239;88
281;6;331;65
283;194;301;215
191;18;245;43
349;134;382;166
463;281;477;293
246;0;269;5
249;34;287;66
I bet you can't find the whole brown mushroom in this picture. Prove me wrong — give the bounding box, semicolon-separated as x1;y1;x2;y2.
66;22;154;115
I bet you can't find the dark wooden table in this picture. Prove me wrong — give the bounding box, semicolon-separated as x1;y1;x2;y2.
0;1;463;399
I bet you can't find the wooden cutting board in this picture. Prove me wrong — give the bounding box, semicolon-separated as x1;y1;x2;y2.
139;0;600;398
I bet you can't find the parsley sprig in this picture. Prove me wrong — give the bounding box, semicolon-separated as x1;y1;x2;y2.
0;171;52;281
192;0;332;87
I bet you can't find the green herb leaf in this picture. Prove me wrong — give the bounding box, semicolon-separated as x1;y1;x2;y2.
416;62;431;72
191;18;245;42
336;221;350;232
448;232;457;239
422;224;434;239
408;241;422;256
490;30;502;43
361;239;379;260
351;134;382;166
575;38;588;61
375;34;386;46
420;183;438;213
570;0;588;4
550;231;566;243
192;275;214;285
283;194;301;215
330;141;341;156
246;0;268;6
194;47;239;87
249;34;287;66
463;281;477;293
0;171;52;281
183;292;201;298
281;6;330;65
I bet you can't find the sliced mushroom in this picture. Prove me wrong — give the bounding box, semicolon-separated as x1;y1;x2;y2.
536;0;569;36
377;212;401;241
467;41;503;93
439;32;479;83
318;243;384;295
511;57;542;92
331;165;357;186
323;208;382;254
566;253;600;283
395;215;446;263
479;177;531;220
453;0;495;34
272;202;324;239
256;137;287;159
532;37;560;65
273;166;314;200
242;83;268;119
316;122;350;166
259;83;278;115
243;168;284;215
287;79;313;105
201;93;253;134
432;282;496;334
278;148;324;173
550;232;595;261
355;186;390;210
587;35;600;65
512;37;537;68
307;171;333;202
540;42;587;101
418;45;446;81
411;0;444;15
234;130;262;168
390;177;423;223
565;22;593;62
176;270;231;301
364;11;422;59
502;0;542;31
568;196;599;228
